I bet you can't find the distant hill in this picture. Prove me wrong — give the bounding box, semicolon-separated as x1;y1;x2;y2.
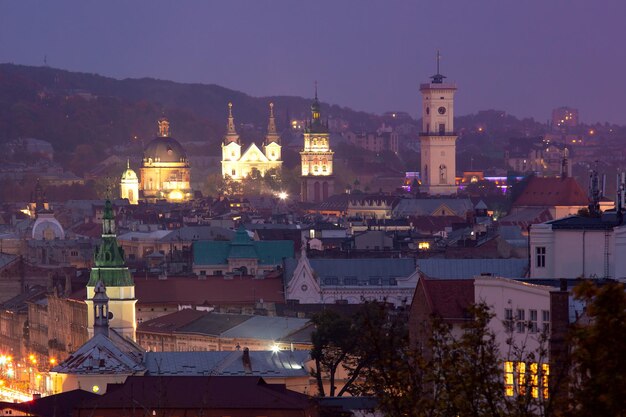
0;64;382;158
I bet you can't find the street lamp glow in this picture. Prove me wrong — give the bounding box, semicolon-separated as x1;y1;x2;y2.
271;344;281;353
278;191;288;200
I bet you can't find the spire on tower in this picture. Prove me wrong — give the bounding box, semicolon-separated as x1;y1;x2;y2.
223;102;241;144
265;102;280;145
430;50;447;84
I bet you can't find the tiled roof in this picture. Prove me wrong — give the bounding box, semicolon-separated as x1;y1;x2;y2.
420;277;474;321
193;228;293;265
547;214;620;230
393;198;474;217
0;389;99;417
144;350;310;377
134;276;286;305
220;316;311;341
284;257;417;285
512;177;588;207
51;331;145;375
80;376;313;410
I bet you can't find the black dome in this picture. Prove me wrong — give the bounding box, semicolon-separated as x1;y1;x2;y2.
143;136;187;163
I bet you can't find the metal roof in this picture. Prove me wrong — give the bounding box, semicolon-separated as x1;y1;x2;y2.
418;258;528;279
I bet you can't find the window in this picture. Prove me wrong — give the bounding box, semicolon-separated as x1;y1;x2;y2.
516;309;525;333
200;270;206;276
369;276;381;285
231;169;236;176
536;247;546;268
344;276;357;285
542;310;550;333
324;277;339;285
439;123;445;134
504;308;514;332
70;250;78;257
529;310;538;333
214;270;222;276
504;362;549;399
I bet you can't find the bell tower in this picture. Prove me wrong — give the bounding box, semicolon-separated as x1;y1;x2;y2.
419;51;458;195
300;85;334;202
221;102;242;179
86;199;137;341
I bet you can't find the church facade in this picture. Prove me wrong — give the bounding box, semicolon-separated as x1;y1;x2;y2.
140;118;192;202
221;103;282;180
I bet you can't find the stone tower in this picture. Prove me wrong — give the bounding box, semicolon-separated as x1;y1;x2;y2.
419;52;458;195
300;87;334;202
85;199;137;341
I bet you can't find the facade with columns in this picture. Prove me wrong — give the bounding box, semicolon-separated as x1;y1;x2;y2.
420;57;458;195
300;91;335;202
221;103;282;180
85;199;137;341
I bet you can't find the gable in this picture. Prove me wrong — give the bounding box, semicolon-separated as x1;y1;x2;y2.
431;203;456;216
240;143;269;163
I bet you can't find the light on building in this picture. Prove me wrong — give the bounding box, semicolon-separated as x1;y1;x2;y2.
168;190;184;201
49;358;56;365
418;242;430;250
92;385;100;393
271;344;281;354
278;191;288;200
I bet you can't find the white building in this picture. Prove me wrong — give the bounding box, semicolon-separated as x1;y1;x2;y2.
530;213;626;279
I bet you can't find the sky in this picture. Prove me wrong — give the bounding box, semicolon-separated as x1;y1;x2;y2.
1;1;625;124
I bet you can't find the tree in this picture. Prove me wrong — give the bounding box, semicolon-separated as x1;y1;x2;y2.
310;309;357;397
568;280;626;417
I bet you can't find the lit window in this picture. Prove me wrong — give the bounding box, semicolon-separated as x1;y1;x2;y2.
418;242;430;250
504;362;514;397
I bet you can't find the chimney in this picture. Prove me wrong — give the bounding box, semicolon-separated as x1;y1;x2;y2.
242;347;252;372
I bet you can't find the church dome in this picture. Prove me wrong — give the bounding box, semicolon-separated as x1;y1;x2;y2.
143;137;187;163
32;213;65;240
121;164;138;181
142;118;188;164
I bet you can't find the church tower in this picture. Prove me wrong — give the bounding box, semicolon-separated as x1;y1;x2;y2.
221;102;242;179
120;160;139;205
300;87;334;202
264;103;282;164
85;199;137;341
419;52;458;195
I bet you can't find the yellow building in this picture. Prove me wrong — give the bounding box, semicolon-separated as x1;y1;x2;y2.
300;89;334;202
120;159;139;205
221;103;282;180
140;118;192;202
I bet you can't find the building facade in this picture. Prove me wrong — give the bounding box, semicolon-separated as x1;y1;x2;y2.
221;103;282;180
300;91;335;202
419;56;458;195
140;118;192;202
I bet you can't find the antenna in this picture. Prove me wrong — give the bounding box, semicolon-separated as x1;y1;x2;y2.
436;50;441;75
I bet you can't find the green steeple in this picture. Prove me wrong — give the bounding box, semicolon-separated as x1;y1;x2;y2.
88;199;133;286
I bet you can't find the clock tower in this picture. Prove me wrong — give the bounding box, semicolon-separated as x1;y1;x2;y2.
419;52;458;195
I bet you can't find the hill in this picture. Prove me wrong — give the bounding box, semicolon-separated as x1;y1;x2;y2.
0;64;382;158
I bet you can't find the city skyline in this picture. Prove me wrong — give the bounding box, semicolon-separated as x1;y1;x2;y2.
1;1;625;124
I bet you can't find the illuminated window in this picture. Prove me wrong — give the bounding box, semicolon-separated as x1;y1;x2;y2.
504;362;514;396
418;242;430;250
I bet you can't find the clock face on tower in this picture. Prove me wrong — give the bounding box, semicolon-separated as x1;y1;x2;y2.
438;106;446;115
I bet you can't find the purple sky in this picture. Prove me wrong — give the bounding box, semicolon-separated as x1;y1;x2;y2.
1;1;625;124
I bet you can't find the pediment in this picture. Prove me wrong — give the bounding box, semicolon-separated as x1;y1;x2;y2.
240;143;269;163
